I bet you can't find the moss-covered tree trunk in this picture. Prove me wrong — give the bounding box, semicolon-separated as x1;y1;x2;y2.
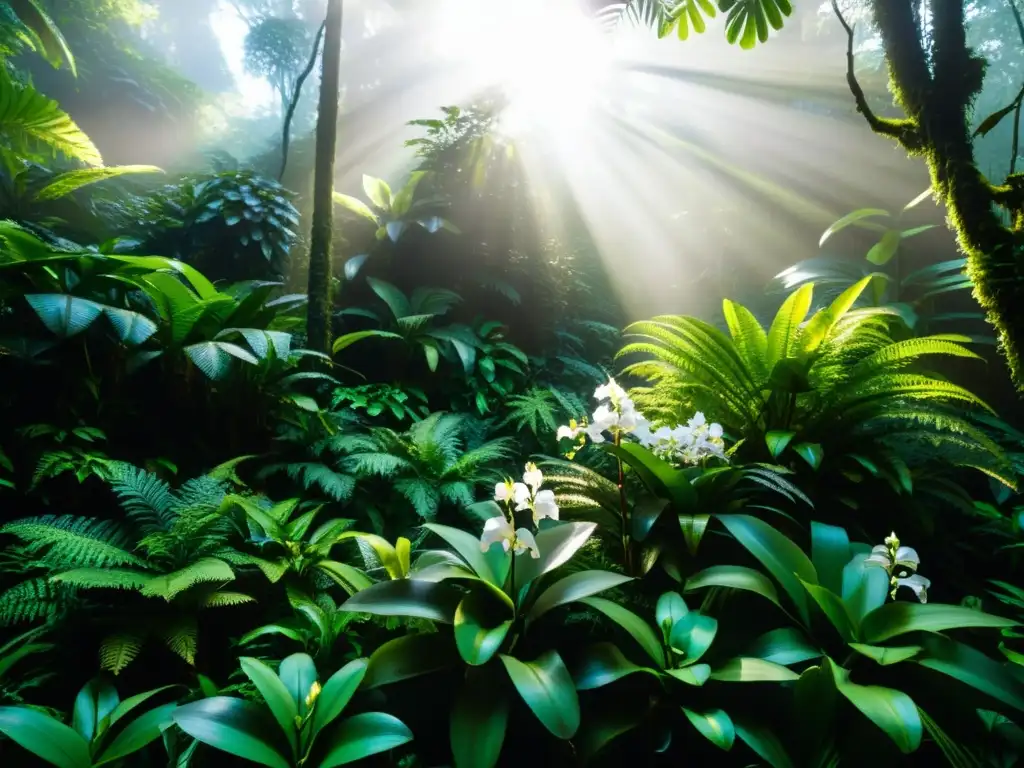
305;0;343;354
850;0;1024;387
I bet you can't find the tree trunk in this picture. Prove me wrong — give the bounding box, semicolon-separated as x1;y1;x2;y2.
305;0;343;354
844;0;1024;388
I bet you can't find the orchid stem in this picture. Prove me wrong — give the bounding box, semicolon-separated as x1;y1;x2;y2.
615;432;632;573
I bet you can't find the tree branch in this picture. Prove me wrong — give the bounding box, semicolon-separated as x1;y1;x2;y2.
279;20;326;182
829;0;921;150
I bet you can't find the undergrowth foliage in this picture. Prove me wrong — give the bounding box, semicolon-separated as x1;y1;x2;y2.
1;5;1024;767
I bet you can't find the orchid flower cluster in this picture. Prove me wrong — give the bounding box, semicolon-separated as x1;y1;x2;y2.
479;462;560;559
557;377;727;466
864;531;930;603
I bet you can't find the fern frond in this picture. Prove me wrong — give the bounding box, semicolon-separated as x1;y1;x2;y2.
0;578;66;625
281;462;356;501
345;452;414;478
50;568;154;591
176;474;227;512
106;462;177;533
200;591;255;608
1;515;145;568
395;479;441;519
141;557;235;601
161;620;197;665
215;550;288;583
501;388;559;435
100;632;144;675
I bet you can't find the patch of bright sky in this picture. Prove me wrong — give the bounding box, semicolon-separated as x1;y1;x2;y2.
210;0;276;114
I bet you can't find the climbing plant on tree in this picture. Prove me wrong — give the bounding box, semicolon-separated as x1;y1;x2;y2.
611;0;1024;390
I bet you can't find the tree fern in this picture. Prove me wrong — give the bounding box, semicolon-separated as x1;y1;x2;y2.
0;577;65;625
106;462;178;533
501;388;560;435
0;515;145;569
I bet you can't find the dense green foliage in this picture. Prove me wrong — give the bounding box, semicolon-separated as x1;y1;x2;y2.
2;2;1024;768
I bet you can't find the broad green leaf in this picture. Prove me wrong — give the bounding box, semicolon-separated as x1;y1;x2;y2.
573;707;645;764
363;633;459;689
9;0;77;74
340;579;461;623
746;627;821;666
422;522;506;587
810;522;850;596
917;635;1024;712
848;643;922;666
500;651;579;739
279;653;319;719
34;165;162;202
792;442;823;470
317;712;413;767
512;522;598;588
601;442;697;511
107;686;177;726
765;430;795;459
801;579;857;642
718;514;817;624
665;664;711;686
527;570;632;623
685;564;781;608
579;596;664;667
185;341;258;380
94;703;176;766
332;192;380;224
172;697;291;768
391;171;426;216
798;277;872;357
866;230;903;265
311;659;368;743
669;611;717;664
734;717;796;768
710;657;800;682
656;592;688;637
861;602;1017;643
819;208;890;246
102;307;158;345
573;642;654;691
454;590;513;666
766;283;813;367
73;678;118;742
362;174;393;212
842;555;889;622
0;706;90;768
679;513;710;555
316;561;373;595
683;707;735;750
239;657;298;755
829;659;922;753
450;665;508;768
332;330;402;354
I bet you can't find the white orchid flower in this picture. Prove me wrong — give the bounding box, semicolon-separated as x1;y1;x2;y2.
594;378;627;403
532;489;559;524
522;463;543;493
688;411;707;429
893;546;920;573
864;544;891;568
895;574;930;603
479;515;539;558
556;424;579;441
494;479;530;508
709;422;724;439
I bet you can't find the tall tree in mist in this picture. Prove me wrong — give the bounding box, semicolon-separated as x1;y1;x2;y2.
305;0;342;354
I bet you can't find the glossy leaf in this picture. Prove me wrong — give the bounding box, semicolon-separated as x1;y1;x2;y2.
363;633;459;689
735;717;796;768
710;657;800;682
866;230;902;265
422;522;505;587
665;664;711;686
718;514;817;623
819;208;890;246
332;192;379;224
683;707;735;750
573;642;653;691
655;591;688;637
527;570;632;623
73;677;118;742
278;653;318;718
500;651;580;739
35;165;162;201
0;706;90;768
765;430;795;459
239;657;298;755
792;442;823;470
601;442;697;511
917;635;1024;712
848;643;922;666
579;596;664;667
810;521;850;595
861;602;1017;643
512;522;597;588
745;627;821;666
454;590;513;666
685;564;781;608
94;703;176;766
801;580;857;642
27;294;102;338
362;175;392;211
829;660;922;753
340;579;461;623
172;697;291;768
311;659;368;744
842;555;889;622
450;665;509;768
669;611;717;663
317;712;413;767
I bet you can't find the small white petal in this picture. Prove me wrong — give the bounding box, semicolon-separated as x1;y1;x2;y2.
896;574;930;603
480;515;514;552
512;483;531;510
688;411;706;428
523;466;543;492
709;422;723;439
513;528;541;558
556;425;579;441
494;483;509;502
894;546;920;571
533;490;559;523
